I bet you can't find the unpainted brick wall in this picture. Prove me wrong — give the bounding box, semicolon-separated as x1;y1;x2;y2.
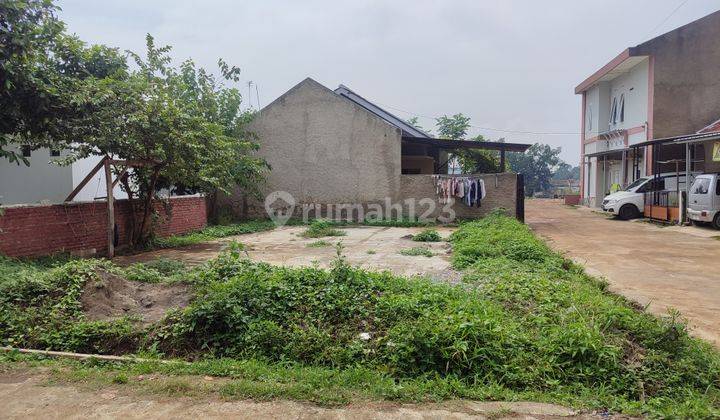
0;196;207;258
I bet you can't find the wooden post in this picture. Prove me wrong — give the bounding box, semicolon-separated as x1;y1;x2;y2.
499;148;506;173
103;157;115;258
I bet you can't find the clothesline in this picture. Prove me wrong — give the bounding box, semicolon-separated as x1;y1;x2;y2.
431;175;486;206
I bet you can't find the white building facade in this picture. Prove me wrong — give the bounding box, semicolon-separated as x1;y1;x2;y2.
0;146;127;205
580;55;651;207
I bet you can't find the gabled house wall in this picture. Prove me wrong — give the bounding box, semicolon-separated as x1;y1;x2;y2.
246;78;403;206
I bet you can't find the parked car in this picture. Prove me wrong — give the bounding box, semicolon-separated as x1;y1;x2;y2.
601;173;695;220
687;173;720;229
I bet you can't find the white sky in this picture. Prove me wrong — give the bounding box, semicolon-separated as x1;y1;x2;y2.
58;0;719;164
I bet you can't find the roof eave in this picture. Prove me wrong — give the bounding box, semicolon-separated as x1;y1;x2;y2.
574;48;635;94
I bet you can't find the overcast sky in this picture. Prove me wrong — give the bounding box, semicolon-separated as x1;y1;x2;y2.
58;0;719;164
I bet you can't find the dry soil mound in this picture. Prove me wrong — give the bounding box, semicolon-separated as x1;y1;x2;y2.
81;270;191;324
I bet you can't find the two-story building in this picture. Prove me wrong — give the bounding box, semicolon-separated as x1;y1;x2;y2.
575;10;720;207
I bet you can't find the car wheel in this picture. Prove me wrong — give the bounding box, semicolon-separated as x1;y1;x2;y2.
618;204;639;220
713;213;720;230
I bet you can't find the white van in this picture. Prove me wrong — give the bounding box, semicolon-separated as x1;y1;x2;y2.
601;174;694;220
687;174;720;229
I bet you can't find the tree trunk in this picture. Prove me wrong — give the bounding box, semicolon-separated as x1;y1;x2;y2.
120;174;137;247
137;167;161;246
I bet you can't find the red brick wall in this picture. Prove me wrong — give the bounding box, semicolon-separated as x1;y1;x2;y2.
0;196;206;258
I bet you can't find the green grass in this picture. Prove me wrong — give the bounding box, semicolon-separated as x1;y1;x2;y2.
300;220;347;238
1;212;719;417
123;258;187;283
411;229;441;242
366;249;376;255
152;219;276;248
398;247;434;257
306;240;332;248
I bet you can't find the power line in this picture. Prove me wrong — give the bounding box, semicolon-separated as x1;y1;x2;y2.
645;0;690;39
374;101;581;136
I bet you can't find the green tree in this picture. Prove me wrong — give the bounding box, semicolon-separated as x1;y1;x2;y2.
507;143;562;196
435;113;470;140
61;35;267;245
435;113;498;173
0;0;126;163
552;162;580;180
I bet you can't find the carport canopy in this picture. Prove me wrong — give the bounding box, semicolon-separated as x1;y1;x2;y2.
401;136;531;173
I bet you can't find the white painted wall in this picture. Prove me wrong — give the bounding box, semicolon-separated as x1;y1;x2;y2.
71;156;128;202
0;147;128;205
0;146;72;204
608;58;649;142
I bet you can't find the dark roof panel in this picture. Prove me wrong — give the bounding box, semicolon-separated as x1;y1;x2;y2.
334;84;431;138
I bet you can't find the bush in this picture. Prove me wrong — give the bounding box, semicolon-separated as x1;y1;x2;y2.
123;258;187;283
301;220;346;238
412;229;441;242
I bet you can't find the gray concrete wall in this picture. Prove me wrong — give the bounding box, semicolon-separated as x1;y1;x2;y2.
237;78;402;210
400;173;517;220
635;10;720;138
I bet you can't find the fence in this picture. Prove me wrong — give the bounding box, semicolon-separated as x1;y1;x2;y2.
643;190;682;223
0;196;207;258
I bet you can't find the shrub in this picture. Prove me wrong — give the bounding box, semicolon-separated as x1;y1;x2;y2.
301;220;346;238
412;229;441;242
123;258;187;283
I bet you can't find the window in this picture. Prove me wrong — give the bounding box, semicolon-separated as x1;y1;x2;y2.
21;145;31;157
610;97;618;125
618;94;625;123
691;178;710;195
716;178;720;196
625;177;647;191
50;149;61;157
586;104;593;131
639;178;665;193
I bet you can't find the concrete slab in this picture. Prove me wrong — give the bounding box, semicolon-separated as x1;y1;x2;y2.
115;226;461;283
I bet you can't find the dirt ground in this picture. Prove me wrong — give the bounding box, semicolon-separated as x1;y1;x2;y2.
81;270;191;324
527;199;720;346
115;226;461;283
0;370;590;419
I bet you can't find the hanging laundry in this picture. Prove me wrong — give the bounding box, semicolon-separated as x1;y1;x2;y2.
432;175;487;207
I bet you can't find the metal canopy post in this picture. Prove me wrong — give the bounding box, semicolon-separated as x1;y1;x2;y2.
684;142;691;224
621;149;627;188
499;147;506;173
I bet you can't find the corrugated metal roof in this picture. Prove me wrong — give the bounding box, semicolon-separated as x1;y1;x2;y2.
333;84;432;138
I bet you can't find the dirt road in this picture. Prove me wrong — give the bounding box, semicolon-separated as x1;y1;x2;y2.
0;370;581;419
527;199;720;345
